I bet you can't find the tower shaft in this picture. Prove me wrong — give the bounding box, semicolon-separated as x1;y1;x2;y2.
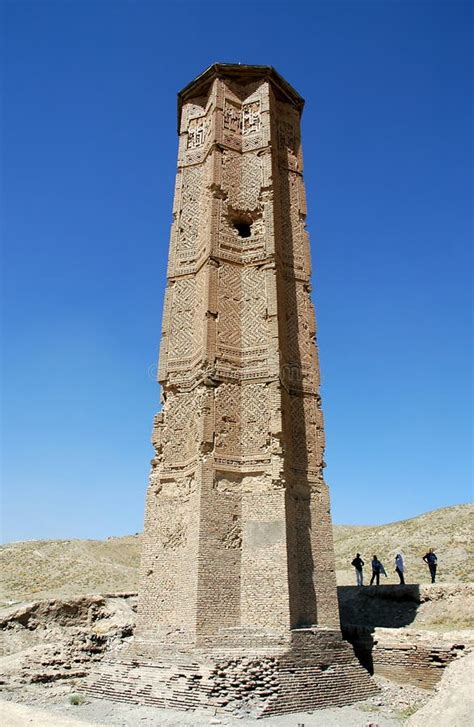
138;65;338;646
84;66;376;716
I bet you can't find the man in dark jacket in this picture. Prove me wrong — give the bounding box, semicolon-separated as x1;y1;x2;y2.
351;553;364;586
423;548;438;583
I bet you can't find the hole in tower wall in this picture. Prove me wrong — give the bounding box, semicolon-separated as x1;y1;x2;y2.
234;221;252;238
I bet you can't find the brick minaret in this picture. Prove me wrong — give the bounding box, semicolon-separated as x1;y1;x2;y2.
85;64;375;715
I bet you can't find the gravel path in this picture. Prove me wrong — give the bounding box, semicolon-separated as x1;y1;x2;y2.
0;700;107;727
0;697;404;727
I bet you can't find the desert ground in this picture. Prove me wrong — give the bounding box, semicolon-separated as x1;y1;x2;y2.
1;504;473;726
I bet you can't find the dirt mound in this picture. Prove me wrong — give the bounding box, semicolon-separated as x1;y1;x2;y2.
0;594;136;688
406;650;474;726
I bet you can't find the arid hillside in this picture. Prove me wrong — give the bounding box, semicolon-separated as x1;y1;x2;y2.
0;536;140;607
1;504;472;607
334;503;473;585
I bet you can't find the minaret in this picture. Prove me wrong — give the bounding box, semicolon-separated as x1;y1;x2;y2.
138;62;340;643
85;64;375;715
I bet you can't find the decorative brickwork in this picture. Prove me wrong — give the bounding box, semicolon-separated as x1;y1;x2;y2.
84;64;376;715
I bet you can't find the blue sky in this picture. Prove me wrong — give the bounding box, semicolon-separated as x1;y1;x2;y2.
1;0;472;542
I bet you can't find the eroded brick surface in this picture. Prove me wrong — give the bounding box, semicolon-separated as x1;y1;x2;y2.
84;64;376;715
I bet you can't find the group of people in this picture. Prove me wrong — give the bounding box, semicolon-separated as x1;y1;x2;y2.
350;548;438;586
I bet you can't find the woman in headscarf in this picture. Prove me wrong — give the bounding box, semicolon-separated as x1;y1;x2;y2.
395;553;405;584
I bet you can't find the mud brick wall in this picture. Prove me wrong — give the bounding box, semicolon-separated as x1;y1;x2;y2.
342;623;468;690
372;639;467;689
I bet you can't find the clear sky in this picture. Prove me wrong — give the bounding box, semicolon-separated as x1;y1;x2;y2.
1;0;472;542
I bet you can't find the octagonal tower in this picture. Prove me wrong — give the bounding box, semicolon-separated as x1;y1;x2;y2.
85;64;375;716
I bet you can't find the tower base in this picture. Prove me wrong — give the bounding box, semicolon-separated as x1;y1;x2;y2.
82;628;377;717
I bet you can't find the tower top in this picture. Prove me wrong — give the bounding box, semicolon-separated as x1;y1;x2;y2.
178;63;305;123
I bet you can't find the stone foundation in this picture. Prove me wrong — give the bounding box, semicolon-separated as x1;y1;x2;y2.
82;628;377;717
372;634;467;689
343;624;469;690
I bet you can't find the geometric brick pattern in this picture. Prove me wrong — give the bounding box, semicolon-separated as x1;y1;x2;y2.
84;63;376;716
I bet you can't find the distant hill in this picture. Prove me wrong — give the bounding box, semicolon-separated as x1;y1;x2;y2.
0;535;141;607
334;503;473;585
1;504;472;607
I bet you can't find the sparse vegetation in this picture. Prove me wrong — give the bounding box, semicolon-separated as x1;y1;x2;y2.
397;702;423;719
357;702;381;712
0;535;141;606
69;693;86;706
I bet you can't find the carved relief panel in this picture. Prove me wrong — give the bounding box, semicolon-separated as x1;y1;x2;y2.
222;99;241;150
220;81;270;153
214;382;240;457
181;102;214;166
282;390;324;475
160;389;205;466
169;155;214;276
275;101;302;172
217;263;241;353
279;277;318;393
240;383;270;453
241;266;267;350
215;382;270;459
216;262;268;376
242;100;261;135
175;165;203;263
187;114;210;150
165;266;207;379
222;150;262;212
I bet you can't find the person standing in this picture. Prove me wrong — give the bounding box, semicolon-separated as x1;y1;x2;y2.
395;553;405;584
423;548;438;583
370;555;386;586
351;553;365;586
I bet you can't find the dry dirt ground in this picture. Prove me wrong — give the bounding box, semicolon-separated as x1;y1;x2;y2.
405;649;474;727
